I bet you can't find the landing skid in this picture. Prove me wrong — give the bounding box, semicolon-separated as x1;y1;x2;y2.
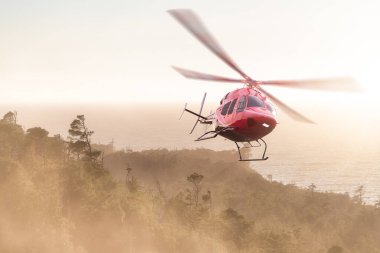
194;127;235;141
194;127;269;161
235;139;268;161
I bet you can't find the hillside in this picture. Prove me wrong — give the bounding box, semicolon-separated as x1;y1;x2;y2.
104;149;380;253
0;111;379;253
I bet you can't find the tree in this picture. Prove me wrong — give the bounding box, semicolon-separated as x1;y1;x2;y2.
68;115;101;161
45;134;66;162
124;165;139;193
202;190;212;206
1;111;17;124
353;185;365;205
0;112;24;158
26;127;50;166
187;172;204;206
219;208;251;250
26;127;49;140
308;183;316;193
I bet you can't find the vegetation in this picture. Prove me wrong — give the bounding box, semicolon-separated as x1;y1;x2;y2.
0;111;380;253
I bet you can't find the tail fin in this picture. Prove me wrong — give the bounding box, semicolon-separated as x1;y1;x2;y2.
179;103;188;120
190;93;207;134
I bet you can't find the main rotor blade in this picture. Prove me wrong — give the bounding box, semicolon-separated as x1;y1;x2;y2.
259;77;360;92
168;9;252;81
172;66;244;83
258;87;315;124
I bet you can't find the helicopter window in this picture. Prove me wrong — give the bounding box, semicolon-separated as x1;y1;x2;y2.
266;103;274;113
247;95;264;108
236;96;246;112
221;101;231;116
266;102;276;116
227;98;237;115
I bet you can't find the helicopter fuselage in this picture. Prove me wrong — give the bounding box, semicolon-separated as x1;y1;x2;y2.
169;9;356;161
213;88;277;142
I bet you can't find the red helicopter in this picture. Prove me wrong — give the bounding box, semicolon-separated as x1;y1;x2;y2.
169;9;358;161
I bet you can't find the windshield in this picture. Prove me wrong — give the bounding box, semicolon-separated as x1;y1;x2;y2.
247;95;264;108
266;102;277;116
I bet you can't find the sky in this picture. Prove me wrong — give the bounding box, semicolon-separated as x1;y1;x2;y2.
1;0;380;105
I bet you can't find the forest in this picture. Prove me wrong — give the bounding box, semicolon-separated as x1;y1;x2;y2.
0;111;380;253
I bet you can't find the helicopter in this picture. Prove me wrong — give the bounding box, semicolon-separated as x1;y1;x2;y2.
169;9;359;161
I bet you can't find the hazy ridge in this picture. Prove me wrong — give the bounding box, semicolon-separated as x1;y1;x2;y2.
1;103;379;203
1;111;380;252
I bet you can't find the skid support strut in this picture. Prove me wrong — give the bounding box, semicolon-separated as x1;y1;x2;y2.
194;127;234;142
235;139;268;161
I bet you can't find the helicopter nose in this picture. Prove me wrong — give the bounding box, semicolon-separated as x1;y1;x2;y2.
261;115;277;129
261;121;275;130
264;112;277;123
246;111;276;130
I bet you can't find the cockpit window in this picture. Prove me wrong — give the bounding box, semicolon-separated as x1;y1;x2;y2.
266;102;276;116
227;98;237;115
236;96;246;112
221;101;231;116
247;95;264;108
220;93;230;105
266;103;274;113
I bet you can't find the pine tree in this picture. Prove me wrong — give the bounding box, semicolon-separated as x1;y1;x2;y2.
68;115;101;161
